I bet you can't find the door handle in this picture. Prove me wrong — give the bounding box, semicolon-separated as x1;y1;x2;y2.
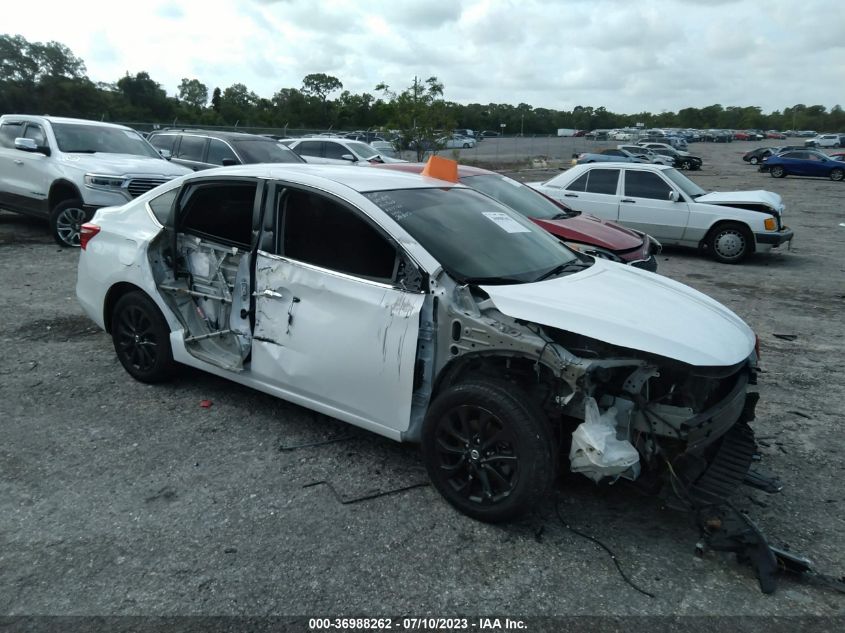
14;159;23;165
621;199;636;203
254;288;284;300
564;193;578;198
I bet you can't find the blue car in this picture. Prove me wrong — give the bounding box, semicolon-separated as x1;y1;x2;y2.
761;149;845;181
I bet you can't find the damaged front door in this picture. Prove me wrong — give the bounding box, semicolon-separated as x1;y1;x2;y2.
250;188;425;438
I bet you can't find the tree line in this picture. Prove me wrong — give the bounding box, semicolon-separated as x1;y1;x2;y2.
2;33;843;135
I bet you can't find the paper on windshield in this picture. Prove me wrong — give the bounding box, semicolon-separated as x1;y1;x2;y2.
482;212;531;233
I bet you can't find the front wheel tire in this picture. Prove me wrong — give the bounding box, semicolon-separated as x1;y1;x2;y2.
770;166;786;178
111;291;175;383
749;157;759;165
707;222;752;264
421;379;555;523
50;199;90;247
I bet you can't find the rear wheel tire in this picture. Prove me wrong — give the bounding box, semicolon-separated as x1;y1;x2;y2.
830;168;844;182
421;379;555;523
111;291;175;383
707;222;752;264
770;165;786;178
50;198;90;247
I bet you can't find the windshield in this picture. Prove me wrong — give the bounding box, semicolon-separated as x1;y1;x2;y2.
663;168;706;198
347;140;379;159
364;187;580;284
232;139;303;163
52;123;161;158
459;174;573;221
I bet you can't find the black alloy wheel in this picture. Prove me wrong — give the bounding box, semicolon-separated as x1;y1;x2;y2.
111;292;175;383
421;380;555;523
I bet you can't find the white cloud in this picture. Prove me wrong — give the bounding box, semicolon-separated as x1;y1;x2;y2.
2;0;842;113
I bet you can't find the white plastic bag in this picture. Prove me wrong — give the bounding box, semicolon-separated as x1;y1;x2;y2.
569;397;640;483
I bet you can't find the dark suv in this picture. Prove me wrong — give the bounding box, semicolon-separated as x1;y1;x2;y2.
147;129;303;171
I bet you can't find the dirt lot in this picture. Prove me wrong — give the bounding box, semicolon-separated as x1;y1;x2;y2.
1;141;844;621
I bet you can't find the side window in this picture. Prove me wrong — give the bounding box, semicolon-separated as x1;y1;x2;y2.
179;182;257;247
0;122;25;148
585;169;619;195
782;152;800;159
323;142;348;160
148;187;179;225
149;134;176;153
604;149;624;156
206;139;238;166
176;135;207;162
23;124;46;145
281;190;397;281
296;141;323;157
624;171;673;200
566;173;589;192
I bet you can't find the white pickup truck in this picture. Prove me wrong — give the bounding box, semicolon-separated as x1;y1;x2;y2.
0;115;189;246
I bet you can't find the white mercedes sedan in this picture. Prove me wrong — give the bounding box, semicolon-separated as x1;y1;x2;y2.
529;163;793;263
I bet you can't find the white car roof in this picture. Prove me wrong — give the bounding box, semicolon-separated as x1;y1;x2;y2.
182;162;465;193
0;114;132;130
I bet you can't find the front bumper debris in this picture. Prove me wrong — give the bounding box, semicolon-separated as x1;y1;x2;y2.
669;398;844;594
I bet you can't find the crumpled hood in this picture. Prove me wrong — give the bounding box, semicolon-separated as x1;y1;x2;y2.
697;190;784;212
532;214;644;251
60;153;191;177
480;259;755;367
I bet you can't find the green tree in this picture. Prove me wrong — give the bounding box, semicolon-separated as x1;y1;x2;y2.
301;73;343;125
377;76;454;160
178;78;209;109
116;71;174;119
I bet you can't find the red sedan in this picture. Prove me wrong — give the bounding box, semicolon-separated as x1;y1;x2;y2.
375;162;661;271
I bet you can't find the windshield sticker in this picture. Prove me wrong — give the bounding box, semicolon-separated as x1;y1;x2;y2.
482;212;531;233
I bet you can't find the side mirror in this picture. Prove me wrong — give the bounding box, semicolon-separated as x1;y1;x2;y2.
341;153;356;162
221;158;238;166
668;190;679;202
15;137;50;156
159;149;172;159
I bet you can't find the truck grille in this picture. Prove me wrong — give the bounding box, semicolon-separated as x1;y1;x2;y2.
127;177;170;198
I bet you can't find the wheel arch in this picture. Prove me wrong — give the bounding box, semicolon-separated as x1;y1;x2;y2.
431;351;567;412
48;179;82;210
701;219;756;254
103;282;152;333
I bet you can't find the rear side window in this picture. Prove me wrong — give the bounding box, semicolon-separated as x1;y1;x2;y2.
624;171;673;200
585;169;619;194
177;135;207;162
148;187;179;225
281;190;396;281
179;182;257;247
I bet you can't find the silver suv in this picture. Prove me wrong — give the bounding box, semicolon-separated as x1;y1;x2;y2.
0;115;190;246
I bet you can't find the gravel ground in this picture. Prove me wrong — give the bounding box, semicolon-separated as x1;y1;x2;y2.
1;141;844;621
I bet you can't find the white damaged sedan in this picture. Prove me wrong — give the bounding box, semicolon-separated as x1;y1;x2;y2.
77;162;764;523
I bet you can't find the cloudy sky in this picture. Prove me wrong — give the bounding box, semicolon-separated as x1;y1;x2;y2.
4;0;843;114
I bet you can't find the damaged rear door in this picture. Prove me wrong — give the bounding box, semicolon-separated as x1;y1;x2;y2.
250;185;425;437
